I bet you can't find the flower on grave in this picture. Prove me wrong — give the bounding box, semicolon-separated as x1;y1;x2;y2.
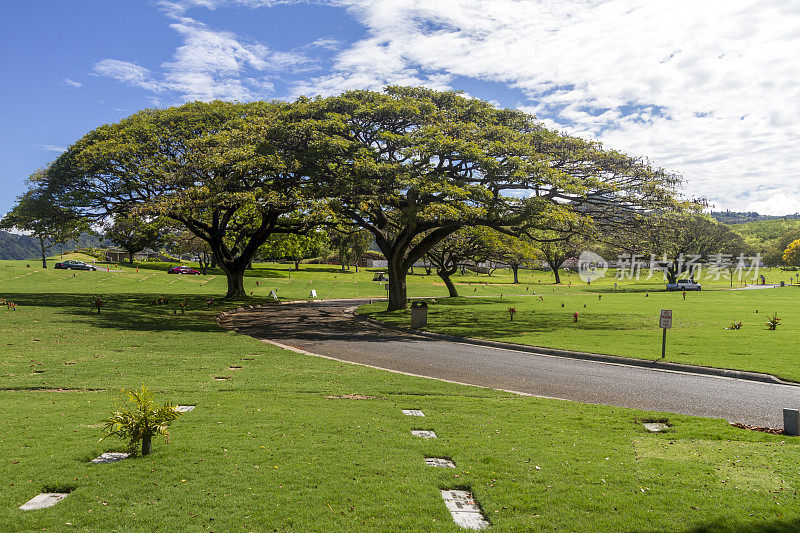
94;298;104;314
508;307;516;321
598;295;602;300
560;302;565;308
573;312;579;323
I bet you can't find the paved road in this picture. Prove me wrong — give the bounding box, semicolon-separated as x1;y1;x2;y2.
226;300;800;428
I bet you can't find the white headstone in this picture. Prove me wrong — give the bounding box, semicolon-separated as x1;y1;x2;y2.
309;290;318;298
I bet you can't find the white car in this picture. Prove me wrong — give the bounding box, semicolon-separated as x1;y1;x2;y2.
666;279;702;291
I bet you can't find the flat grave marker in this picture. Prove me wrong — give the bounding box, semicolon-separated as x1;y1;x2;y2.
402;409;425;417
91;452;130;464
440;490;489;530
643;422;669;432
19;493;69;511
174;405;196;413
411;430;437;438
425;457;455;468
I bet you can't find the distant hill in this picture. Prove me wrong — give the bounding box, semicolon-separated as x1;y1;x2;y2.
0;231;102;260
711;210;800;224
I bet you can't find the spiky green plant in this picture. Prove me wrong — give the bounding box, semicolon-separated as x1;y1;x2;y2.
766;313;781;331
100;386;181;456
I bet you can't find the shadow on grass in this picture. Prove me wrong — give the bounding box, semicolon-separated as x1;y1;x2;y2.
2;292;242;333
683;518;800;533
130;262;288;278
370;297;649;338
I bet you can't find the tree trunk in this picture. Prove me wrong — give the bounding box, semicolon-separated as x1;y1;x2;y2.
294;259;300;270
129;251;134;263
39;236;47;269
386;256;408;311
512;264;519;284
220;263;247;299
142;434;152;456
553;268;561;284
438;270;459;297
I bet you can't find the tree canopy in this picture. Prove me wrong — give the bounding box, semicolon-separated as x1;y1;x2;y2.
291;87;684;309
40;100;322;297
25;87;685;306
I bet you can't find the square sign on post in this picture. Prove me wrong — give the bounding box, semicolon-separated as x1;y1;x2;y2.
659;309;672;329
659;309;672;359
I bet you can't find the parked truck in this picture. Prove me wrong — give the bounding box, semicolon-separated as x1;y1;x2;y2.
666;279;702;291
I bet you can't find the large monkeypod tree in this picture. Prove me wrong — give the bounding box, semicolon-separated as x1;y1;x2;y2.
41;100;318;298
297;87;684;310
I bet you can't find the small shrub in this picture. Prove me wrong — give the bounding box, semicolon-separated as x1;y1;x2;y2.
766;313;781;330
100;386;181;456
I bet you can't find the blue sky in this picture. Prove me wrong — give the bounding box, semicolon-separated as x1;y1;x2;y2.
2;0;799;216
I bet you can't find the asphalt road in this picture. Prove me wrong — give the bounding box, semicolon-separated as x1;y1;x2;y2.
226;300;800;428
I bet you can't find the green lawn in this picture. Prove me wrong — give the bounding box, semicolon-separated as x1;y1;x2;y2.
1;259;800;531
360;272;800;383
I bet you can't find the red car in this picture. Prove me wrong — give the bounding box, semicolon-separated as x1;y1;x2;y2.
167;265;201;275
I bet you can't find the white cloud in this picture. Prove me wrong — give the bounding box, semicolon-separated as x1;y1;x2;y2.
93;59;163;92
290;0;800;213
33;144;66;152
63;78;82;88
93;12;306;101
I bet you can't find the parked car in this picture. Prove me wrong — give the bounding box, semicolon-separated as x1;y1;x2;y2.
168;265;201;275
54;260;97;271
666;279;702;291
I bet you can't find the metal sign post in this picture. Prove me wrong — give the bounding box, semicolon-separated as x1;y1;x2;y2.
659;309;672;359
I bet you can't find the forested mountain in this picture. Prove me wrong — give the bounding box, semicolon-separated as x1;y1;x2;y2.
0;231;102;260
711;211;800;224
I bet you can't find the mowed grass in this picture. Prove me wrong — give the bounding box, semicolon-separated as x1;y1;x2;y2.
361;272;800;383
1;259;800;531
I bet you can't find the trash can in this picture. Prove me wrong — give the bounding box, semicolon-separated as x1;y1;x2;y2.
410;301;428;329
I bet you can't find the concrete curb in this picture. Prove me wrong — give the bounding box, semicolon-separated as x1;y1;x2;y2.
356;314;800;387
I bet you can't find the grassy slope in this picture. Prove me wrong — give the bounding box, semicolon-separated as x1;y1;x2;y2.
1;261;799;531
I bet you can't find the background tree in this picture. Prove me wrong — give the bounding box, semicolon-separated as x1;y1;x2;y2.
104;214;166;263
260;229;329;270
328;226;372;272
637;213;750;283
483;231;539;284
0;172;86;268
299;87;682;310
425;228;491;297
782;238;800;267
533;231;586;284
41;100;321;298
166;230;214;274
